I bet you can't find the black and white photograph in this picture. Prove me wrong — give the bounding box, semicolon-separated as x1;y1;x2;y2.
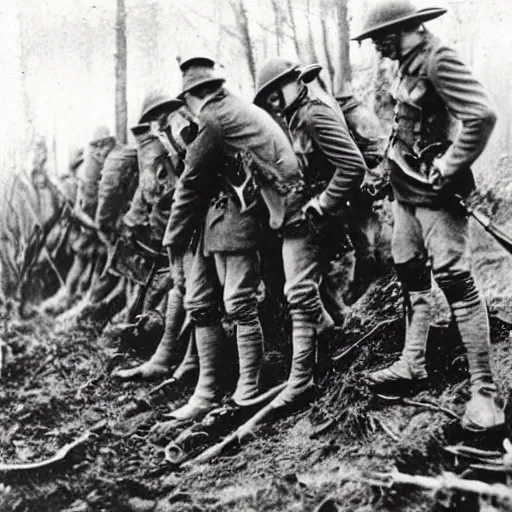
1;0;512;510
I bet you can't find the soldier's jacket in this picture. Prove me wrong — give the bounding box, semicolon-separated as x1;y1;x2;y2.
72;136;116;255
95;144;138;236
124;110;191;245
287;93;367;215
389;30;497;206
76;136;116;220
337;95;387;168
164;88;302;257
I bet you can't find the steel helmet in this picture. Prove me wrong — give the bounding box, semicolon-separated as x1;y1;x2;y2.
178;54;216;72
352;0;447;41
178;55;225;97
138;92;183;124
254;58;300;105
298;63;322;84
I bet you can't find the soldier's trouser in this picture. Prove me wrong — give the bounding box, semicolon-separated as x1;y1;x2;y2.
391;201;494;391
185;245;263;406
149;252;193;370
344;194;380;304
271;223;327;406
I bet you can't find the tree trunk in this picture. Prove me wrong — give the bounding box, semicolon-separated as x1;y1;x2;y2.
231;0;256;86
319;0;335;90
115;0;128;144
336;0;352;94
271;0;282;55
286;0;303;60
305;0;319;64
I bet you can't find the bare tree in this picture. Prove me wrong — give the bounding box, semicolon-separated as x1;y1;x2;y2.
319;0;336;89
230;0;257;86
270;0;283;55
286;0;303;60
336;0;352;94
16;2;34;148
305;0;319;64
115;0;128;144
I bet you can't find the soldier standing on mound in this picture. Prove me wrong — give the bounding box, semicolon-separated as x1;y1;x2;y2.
114;92;200;382
353;0;504;432
254;58;367;409
156;56;301;435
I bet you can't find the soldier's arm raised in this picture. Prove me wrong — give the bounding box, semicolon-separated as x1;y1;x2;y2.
429;45;497;178
162;113;222;255
306;103;367;214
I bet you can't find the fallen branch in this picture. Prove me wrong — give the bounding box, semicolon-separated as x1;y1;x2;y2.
0;432;92;474
182;382;287;467
401;398;460;420
371;416;400;442
332;318;398;362
362;467;512;502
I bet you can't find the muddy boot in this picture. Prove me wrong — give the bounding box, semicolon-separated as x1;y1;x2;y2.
232;315;264;403
172;329;199;381
442;277;504;431
114;287;186;380
150;323;223;444
271;316;316;409
366;290;431;399
152;322;224;437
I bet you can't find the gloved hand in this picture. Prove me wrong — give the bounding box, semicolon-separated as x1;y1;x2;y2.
361;161;391;199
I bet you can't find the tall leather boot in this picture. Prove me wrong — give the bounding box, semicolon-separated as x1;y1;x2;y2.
271;314;316;408
171;322;224;421
232;316;264;404
366;290;431;397
442;277;504;431
172;327;199;381
115;287;186;379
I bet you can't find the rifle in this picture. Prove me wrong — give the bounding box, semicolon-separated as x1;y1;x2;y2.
389;145;512;256
100;235;168;285
456;195;512;255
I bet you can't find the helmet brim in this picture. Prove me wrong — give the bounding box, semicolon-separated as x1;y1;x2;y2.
352;7;447;41
298;63;322;84
139;99;184;124
253;66;299;105
179;77;226;99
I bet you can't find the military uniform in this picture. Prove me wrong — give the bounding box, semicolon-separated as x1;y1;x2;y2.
254;59;367;406
115;97;201;381
354;0;504;431
164;63;301;422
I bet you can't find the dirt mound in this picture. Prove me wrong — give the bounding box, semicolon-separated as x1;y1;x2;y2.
1;258;512;511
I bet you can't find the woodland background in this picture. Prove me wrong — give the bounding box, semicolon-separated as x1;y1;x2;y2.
1;0;511;185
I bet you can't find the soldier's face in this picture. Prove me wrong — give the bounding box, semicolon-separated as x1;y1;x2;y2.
267;91;282;111
372;32;400;60
183;92;203;117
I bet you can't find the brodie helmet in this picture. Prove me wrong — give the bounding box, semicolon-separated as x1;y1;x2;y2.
352;0;447;41
253;58;300;105
139;92;183;124
179;55;225;97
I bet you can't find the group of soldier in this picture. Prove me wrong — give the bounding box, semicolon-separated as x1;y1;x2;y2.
8;0;507;449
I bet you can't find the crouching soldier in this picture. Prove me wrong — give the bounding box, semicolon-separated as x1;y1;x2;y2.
254;58;367;408
158;56;302;433
353;0;504;431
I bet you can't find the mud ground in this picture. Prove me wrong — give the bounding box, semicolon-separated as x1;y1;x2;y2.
2;212;512;512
